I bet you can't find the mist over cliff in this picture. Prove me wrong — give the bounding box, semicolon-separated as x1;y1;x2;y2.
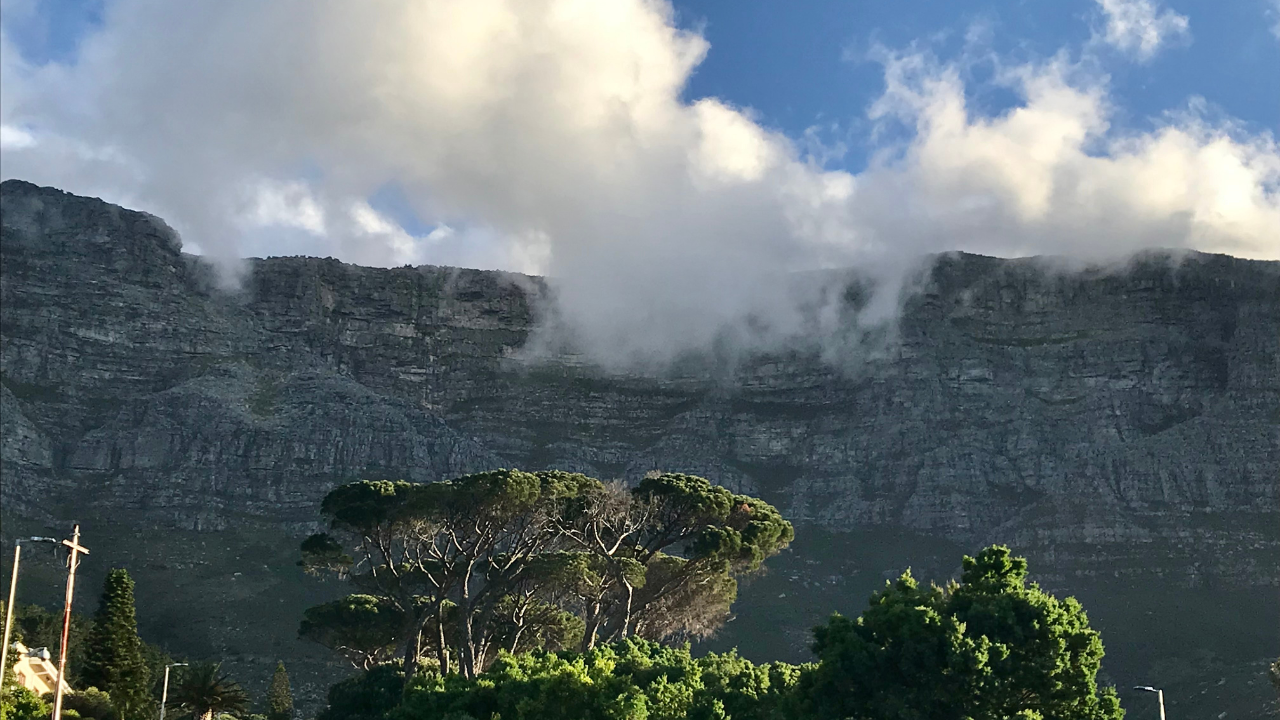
5;1;1279;371
2;180;1278;715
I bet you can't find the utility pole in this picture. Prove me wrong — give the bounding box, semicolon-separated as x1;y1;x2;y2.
159;662;188;720
52;524;89;720
0;536;60;698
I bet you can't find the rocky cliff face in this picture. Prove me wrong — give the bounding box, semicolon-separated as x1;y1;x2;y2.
3;179;1277;716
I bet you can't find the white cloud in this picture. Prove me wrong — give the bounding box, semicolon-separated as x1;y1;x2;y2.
0;123;35;148
0;1;1275;368
851;50;1280;263
1093;0;1191;61
249;180;326;235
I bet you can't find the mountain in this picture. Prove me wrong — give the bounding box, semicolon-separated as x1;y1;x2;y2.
2;179;1277;717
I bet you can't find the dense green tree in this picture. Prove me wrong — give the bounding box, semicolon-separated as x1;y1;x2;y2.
800;545;1124;720
394;639;802;720
299;595;404;669
301;470;792;681
266;662;293;720
302;471;592;679
167;663;249;720
1271;657;1280;695
555;474;793;651
62;687;118;720
316;664;405;720
82;569;153;720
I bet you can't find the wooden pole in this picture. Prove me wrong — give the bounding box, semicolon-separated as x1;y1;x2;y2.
51;525;88;720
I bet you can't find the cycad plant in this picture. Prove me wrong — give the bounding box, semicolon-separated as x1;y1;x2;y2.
167;663;249;720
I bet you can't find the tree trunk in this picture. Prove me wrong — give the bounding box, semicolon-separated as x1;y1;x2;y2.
460;611;479;679
402;617;422;686
435;603;450;676
580;602;603;653
618;581;635;639
459;561;478;679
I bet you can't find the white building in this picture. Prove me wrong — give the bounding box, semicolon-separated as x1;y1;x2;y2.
9;641;70;696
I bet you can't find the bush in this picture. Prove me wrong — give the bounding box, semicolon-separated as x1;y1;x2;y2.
1;682;50;720
317;664;406;720
394;639;801;720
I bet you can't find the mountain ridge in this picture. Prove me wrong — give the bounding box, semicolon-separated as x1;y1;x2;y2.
2;178;1277;716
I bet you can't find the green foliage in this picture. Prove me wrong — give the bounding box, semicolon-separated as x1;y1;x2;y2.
10;603;92;687
0;679;50;720
393;639;801;720
800;545;1124;720
138;643;174;710
167;663;249;720
5;599;165;701
82;569;154;720
316;664;405;720
299;595;404;669
316;544;1123;720
248;375;281;417
1270;657;1280;695
266;662;293;720
302;469;794;680
62;687;118;720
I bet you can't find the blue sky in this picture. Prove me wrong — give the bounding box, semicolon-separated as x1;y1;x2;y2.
671;0;1278;169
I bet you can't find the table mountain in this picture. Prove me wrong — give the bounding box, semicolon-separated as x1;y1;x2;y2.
2;179;1276;716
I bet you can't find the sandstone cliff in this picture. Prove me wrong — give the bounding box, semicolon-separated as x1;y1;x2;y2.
2;179;1276;716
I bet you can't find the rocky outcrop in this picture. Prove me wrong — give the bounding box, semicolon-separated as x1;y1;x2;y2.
3;179;1277;716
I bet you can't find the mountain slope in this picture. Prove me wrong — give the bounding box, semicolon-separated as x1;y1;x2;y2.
2;179;1277;716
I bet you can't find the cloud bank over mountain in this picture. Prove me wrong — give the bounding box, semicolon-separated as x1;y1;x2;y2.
1;0;1276;365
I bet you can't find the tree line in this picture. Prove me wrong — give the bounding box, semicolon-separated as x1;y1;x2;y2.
1;570;294;720
301;469;1128;720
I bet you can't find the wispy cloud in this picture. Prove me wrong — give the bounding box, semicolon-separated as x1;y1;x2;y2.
1093;0;1191;61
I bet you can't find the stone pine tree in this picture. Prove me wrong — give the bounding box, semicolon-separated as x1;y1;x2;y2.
267;661;294;720
82;568;153;719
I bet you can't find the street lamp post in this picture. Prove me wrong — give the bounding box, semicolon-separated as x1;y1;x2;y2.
0;536;62;697
1134;685;1166;720
159;662;189;720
